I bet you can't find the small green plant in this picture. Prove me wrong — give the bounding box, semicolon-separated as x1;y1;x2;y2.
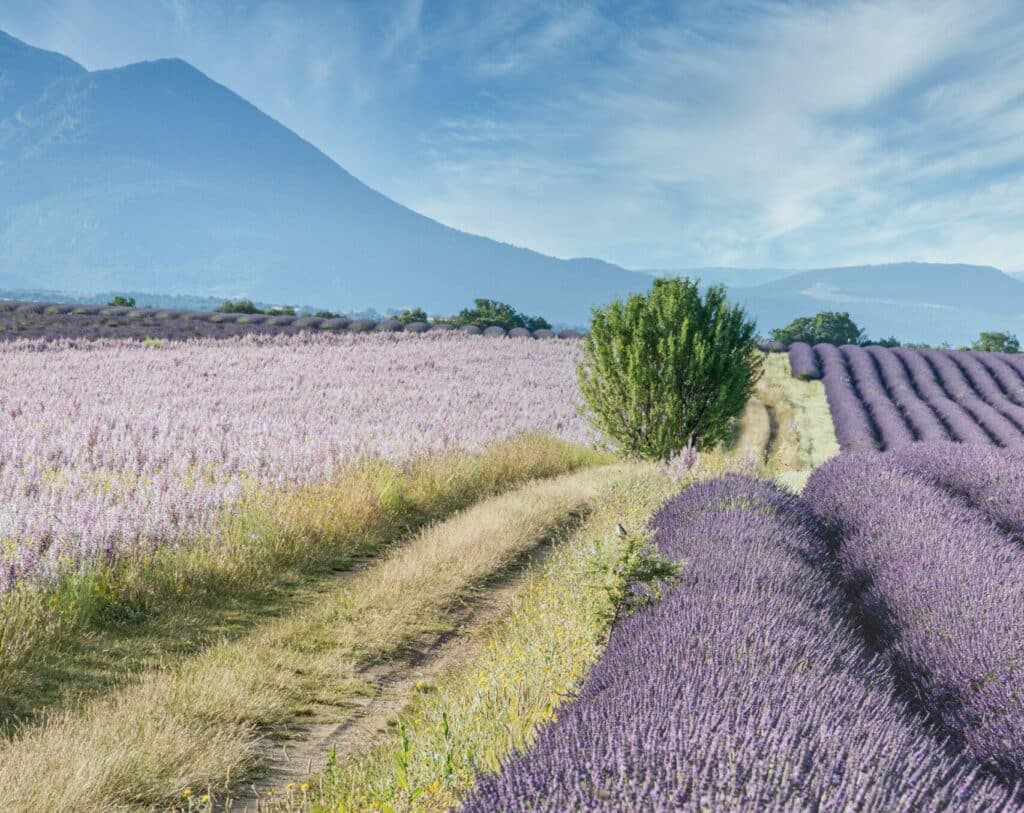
107;295;136;307
578;277;762;459
589;526;681;630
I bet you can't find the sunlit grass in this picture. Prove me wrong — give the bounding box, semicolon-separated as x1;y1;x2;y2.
0;467;610;812
0;434;606;733
305;465;673;812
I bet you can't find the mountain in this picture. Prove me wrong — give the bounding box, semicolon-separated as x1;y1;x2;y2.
642;267;797;287
0;30;650;322
729;263;1024;346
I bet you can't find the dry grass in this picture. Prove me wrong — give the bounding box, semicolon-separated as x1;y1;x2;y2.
0;468;612;812
756;352;839;490
695;352;838;489
306;464;673;812
1;434;604;731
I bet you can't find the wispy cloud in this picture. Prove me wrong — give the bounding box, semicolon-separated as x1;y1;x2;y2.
2;0;1024;270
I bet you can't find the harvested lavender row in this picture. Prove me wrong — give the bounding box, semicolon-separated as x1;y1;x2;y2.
460;476;1019;812
864;345;951;441
814;343;879;451
840;345;916;448
787;341;820;380
804;452;1024;779
887;442;1024;544
921;350;1024;446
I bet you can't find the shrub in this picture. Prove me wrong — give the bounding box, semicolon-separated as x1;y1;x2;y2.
397;307;430;324
450;299;550;331
578;277;761;459
107;295;136;307
215;299;261;314
972;330;1020;354
771;311;866;346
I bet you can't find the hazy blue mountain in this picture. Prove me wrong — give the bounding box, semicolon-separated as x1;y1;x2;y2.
729;263;1024;345
0;30;650;323
3;32;1023;342
644;267;797;287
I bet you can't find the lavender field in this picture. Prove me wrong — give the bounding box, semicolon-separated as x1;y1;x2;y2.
788;341;1024;450
0;333;591;592
464;475;1023;811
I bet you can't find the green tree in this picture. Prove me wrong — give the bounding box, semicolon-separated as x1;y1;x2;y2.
107;295;136;307
771;311;866;346
578;278;762;459
397;307;430;323
972;330;1020;353
216;299;261;314
450;299;551;331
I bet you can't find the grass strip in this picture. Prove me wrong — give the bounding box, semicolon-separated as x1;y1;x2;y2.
1;434;604;731
0;467;611;812
299;464;672;813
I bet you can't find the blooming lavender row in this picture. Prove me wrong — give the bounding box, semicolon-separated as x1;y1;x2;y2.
805;344;1024;450
814;343;880;451
841;345;916;448
0;333;594;592
884;441;1024;544
804;451;1024;779
787;341;820;379
461;476;1019;811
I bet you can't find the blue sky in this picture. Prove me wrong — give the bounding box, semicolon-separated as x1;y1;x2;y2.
3;0;1024;271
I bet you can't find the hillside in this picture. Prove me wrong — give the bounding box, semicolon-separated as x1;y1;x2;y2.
731;263;1024;345
0;31;648;323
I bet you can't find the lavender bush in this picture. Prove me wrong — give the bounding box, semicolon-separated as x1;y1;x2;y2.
462;476;1019;811
814;343;880;451
787;341;820;379
804;451;1024;779
885;441;1024;544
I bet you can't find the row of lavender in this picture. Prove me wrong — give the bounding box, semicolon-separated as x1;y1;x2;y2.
789;341;1024;450
0;301;582;342
804;446;1024;780
463;474;1023;811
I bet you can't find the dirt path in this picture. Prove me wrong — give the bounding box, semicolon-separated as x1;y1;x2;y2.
224;550;548;811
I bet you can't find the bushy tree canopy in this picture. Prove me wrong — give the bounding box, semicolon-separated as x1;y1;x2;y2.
972;330;1020;354
215;298;261;314
451;299;551;331
578;278;762;459
771;312;866;346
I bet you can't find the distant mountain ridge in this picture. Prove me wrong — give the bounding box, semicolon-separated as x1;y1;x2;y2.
0;30;649;323
2;31;1023;343
729;263;1024;345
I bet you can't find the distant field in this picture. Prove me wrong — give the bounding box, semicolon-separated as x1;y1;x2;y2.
0;300;579;341
0;333;592;592
790;341;1024;450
